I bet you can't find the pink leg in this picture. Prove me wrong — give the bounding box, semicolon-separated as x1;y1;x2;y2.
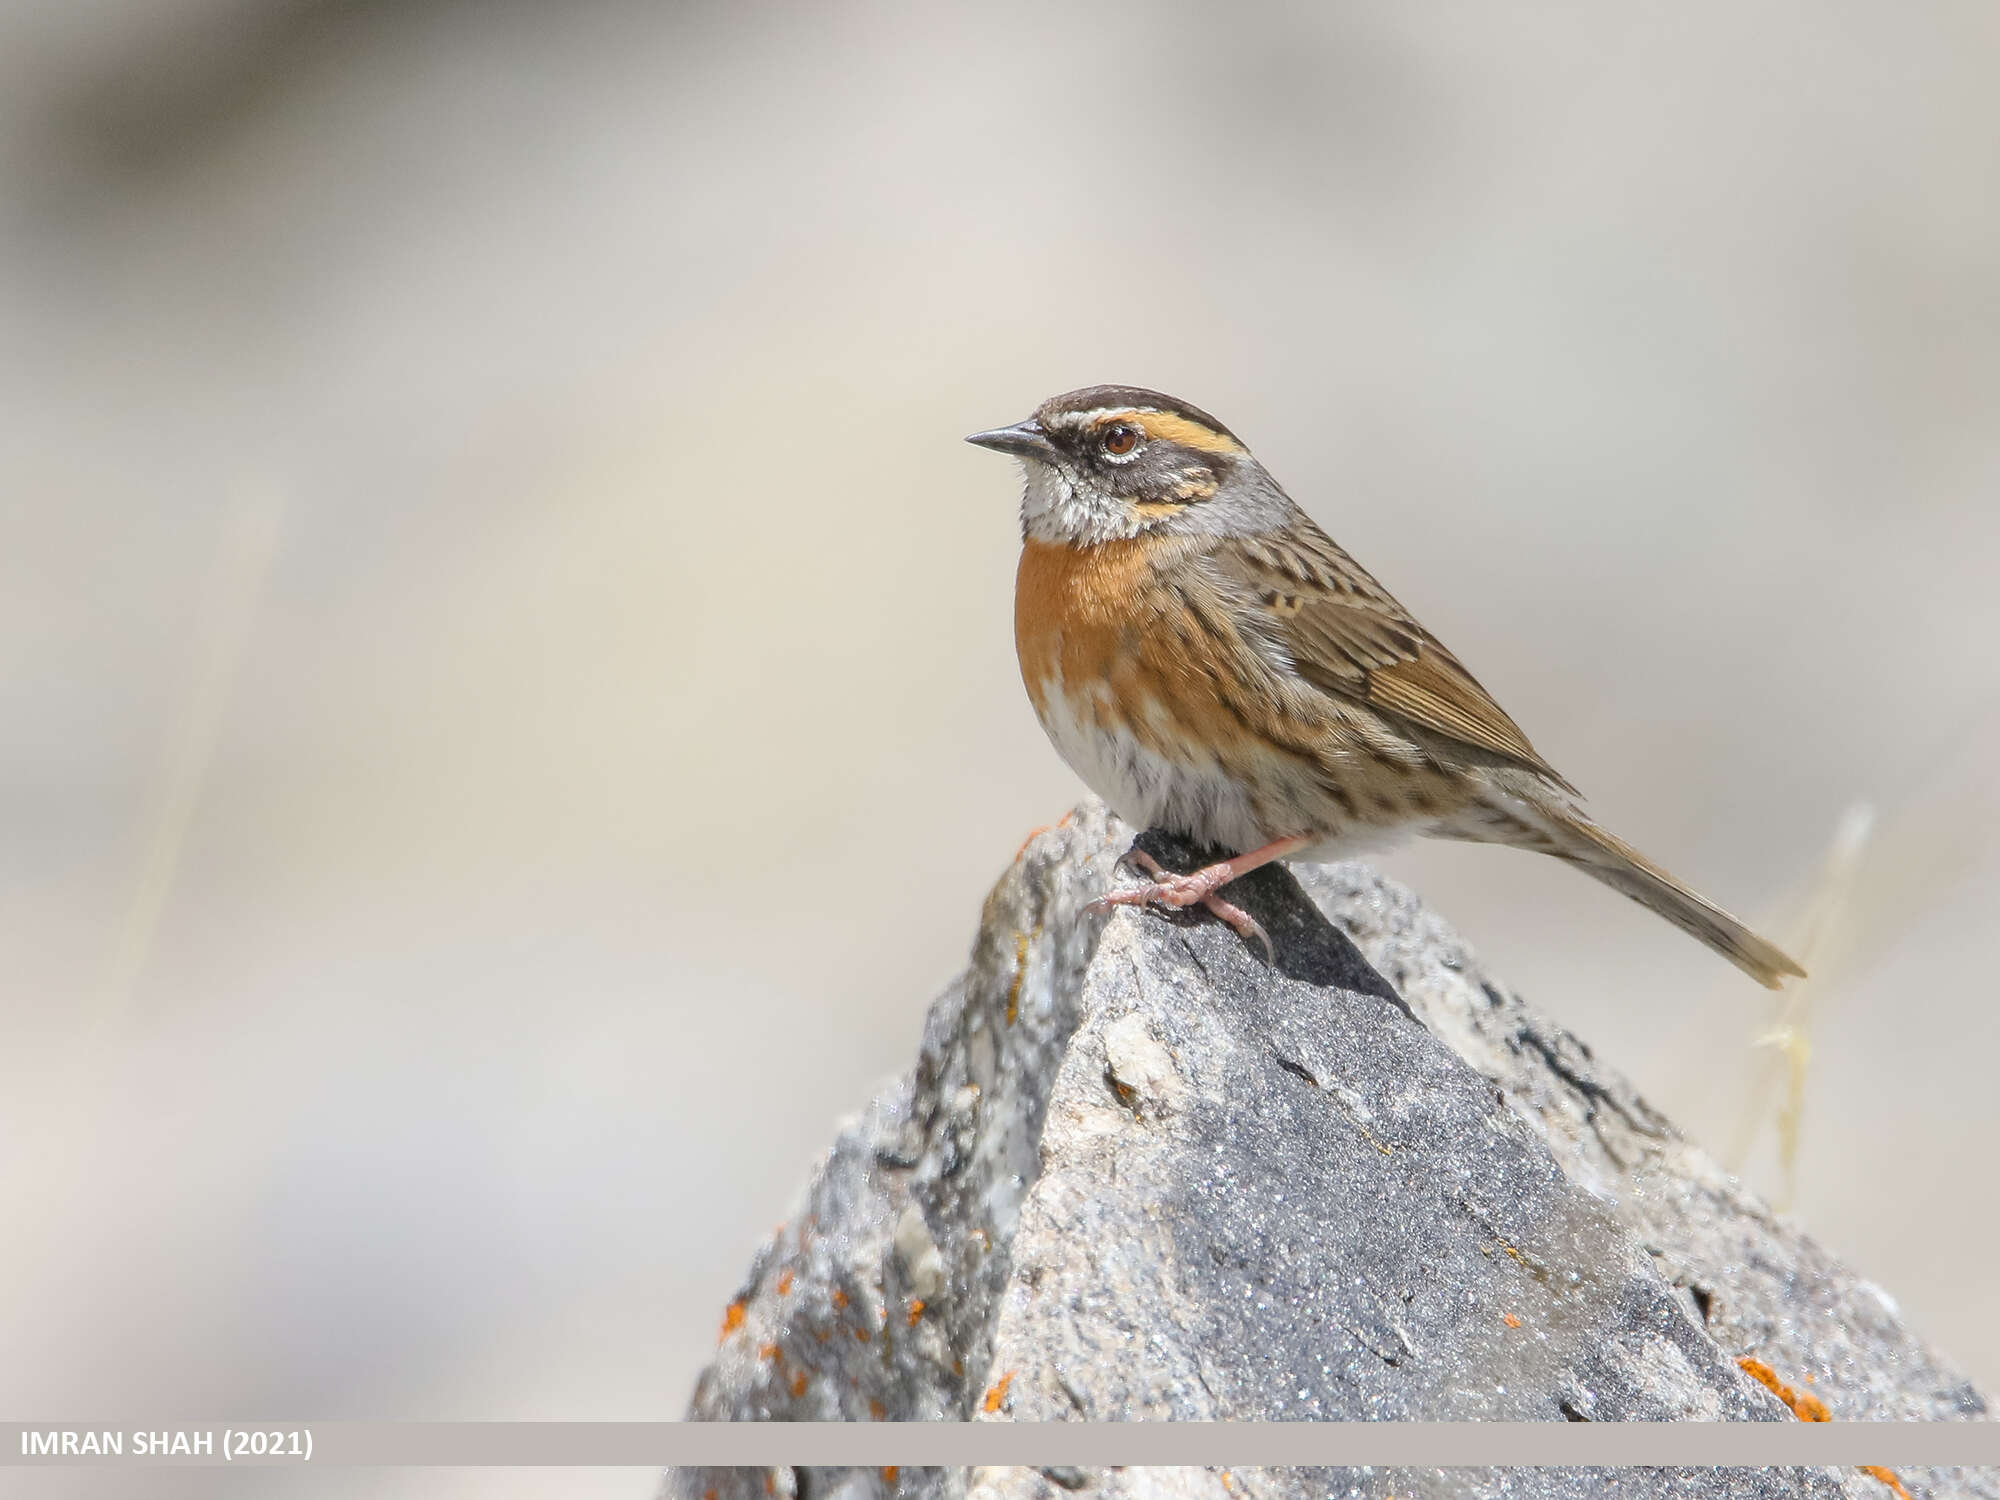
1087;835;1309;959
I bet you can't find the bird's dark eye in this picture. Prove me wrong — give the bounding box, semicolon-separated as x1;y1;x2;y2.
1102;423;1140;457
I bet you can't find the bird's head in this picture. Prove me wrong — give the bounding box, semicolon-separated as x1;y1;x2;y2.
968;385;1279;546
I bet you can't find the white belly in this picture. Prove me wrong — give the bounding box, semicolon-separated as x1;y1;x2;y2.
1031;672;1422;864
1031;675;1273;855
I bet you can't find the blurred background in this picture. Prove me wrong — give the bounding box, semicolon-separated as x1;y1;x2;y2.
4;0;1998;1494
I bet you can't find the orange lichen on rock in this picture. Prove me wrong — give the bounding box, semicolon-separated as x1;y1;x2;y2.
1858;1467;1912;1499
1012;826;1051;862
1006;931;1029;1025
831;1288;848;1310
763;1473;776;1497
719;1301;745;1340
759;1343;782;1363
1737;1356;1830;1421
789;1370;808;1398
982;1370;1015;1413
883;1469;900;1485
854;1326;871;1343
868;1398;885;1421
907;1298;926;1326
1502;1313;1522;1329
776;1269;794;1296
1738;1356;1910;1499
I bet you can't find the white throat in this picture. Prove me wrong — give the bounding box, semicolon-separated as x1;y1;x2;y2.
1018;458;1143;545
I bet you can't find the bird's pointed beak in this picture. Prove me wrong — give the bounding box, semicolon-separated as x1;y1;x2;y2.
965;419;1056;460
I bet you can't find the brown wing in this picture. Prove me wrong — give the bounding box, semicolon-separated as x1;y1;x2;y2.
1212;523;1570;786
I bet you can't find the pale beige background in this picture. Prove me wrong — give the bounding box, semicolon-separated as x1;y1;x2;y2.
4;2;1998;1495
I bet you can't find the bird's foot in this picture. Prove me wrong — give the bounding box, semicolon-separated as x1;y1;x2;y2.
1102;848;1232;905
1089;849;1275;962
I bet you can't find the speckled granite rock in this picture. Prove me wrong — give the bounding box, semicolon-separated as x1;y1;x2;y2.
670;799;1991;1500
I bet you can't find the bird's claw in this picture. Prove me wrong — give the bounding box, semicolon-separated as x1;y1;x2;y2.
1090;851;1275;962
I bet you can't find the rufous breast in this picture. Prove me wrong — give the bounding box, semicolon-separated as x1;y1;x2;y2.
1013;537;1163;717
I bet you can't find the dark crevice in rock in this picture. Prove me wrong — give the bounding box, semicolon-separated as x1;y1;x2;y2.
1271;1052;1321;1089
1688;1283;1716;1325
1514;1023;1671;1141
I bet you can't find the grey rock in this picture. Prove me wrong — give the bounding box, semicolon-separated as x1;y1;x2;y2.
671;800;1991;1500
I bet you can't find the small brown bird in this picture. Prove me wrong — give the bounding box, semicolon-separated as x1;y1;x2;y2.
969;384;1804;986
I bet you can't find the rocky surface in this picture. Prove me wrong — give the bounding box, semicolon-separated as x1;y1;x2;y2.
668;799;1991;1500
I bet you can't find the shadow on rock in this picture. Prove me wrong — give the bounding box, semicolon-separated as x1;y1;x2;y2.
1127;825;1413;1019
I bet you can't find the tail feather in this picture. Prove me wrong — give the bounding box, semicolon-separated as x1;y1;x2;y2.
1446;794;1806;989
1552;817;1805;989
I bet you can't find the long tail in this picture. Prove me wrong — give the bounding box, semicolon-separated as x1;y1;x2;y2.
1448;791;1807;989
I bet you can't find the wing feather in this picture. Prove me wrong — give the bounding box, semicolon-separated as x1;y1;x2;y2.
1212;522;1567;785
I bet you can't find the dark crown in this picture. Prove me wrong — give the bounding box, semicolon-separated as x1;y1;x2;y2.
1034;385;1242;446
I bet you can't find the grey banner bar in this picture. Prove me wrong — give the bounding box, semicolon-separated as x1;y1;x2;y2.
4;1423;1998;1467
